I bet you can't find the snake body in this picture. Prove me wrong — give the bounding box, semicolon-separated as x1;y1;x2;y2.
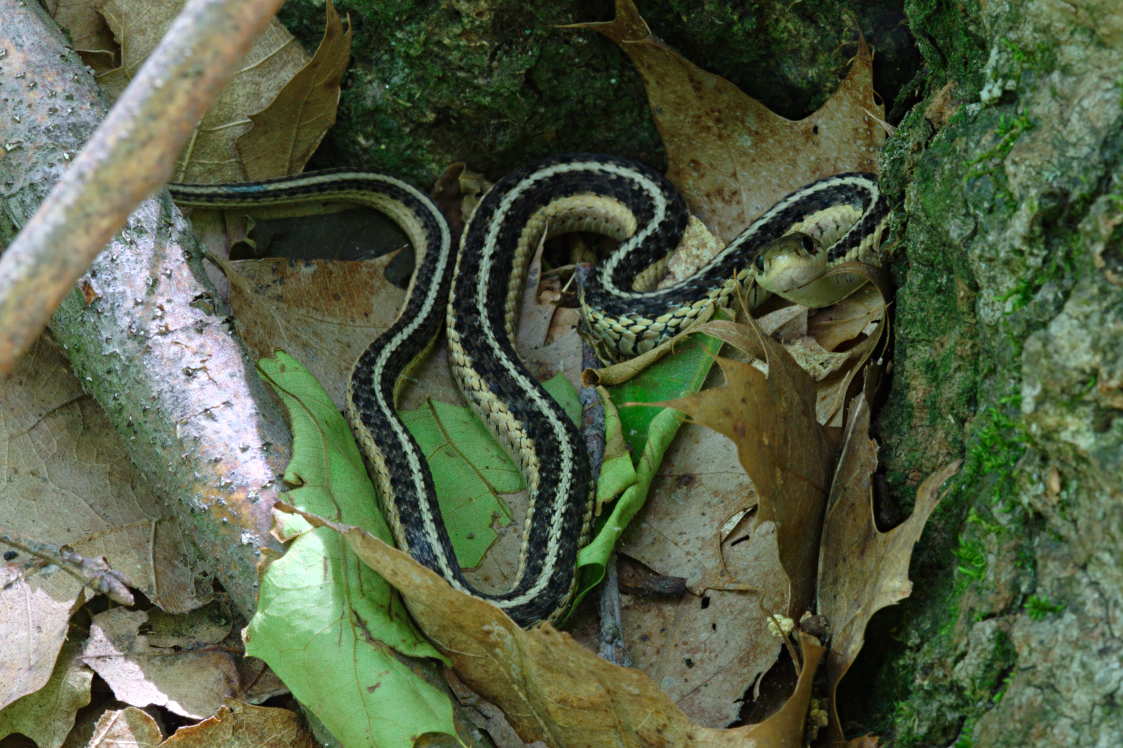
170;154;888;626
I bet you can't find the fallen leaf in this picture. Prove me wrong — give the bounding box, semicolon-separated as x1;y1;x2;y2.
0;638;92;747
576;332;723;616
0;340;206;709
571;0;884;240
808;283;887;352
93;0;315;181
280;502;826;747
162;701;317;747
401;375;580;585
619;497;787;726
81;608;241;719
251;353;456;747
816;395;960;740
45;0;117;69
223;253;430;406
143;603;232;649
87;707;163;747
238;1;353;180
0;561;81;713
660;314;833;619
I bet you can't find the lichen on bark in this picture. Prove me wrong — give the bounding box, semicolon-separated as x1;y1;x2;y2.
861;0;1123;744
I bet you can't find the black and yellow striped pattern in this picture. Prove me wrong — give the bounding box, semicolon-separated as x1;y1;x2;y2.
170;155;888;626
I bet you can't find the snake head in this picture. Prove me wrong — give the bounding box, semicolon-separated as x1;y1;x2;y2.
754;231;819;271
753;232;832;302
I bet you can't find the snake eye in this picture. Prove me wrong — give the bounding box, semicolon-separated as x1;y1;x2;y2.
800;235;815;253
754;253;765;271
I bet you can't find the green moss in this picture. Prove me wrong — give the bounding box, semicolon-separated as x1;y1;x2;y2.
276;0;660;184
876;110;981;504
275;1;919;186
903;0;987;98
961;395;1028;509
953;532;987;582
964;111;1034;179
1024;594;1065;620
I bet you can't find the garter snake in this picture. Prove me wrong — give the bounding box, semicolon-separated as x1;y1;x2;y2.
169;154;888;627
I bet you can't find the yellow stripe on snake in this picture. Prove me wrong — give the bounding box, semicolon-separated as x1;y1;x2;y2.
170;154;888;626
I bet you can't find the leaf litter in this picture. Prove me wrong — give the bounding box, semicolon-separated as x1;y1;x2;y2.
3;0;956;744
52;0;351;182
245;0;941;736
0;339;206;714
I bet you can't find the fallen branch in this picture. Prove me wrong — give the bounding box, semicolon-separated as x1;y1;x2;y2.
0;0;289;617
0;0;285;374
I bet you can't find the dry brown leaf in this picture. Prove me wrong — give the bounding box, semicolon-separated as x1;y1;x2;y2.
162;701;317;747
617;424;784;726
87;707;163;747
234;659;289;706
218;252;467;410
572;0;884;241
94;0;311;182
0;340;206;709
238;0;352;180
81;608;241;720
816;395;960;740
808;283;887;352
45;0;117;68
0;637;92;746
660;316;832;618
279;504;825;747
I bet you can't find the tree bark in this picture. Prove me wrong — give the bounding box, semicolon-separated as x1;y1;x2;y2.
859;1;1123;744
0;0;290;619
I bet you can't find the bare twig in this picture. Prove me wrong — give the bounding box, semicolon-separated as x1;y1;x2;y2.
0;0;285;375
1;532;135;607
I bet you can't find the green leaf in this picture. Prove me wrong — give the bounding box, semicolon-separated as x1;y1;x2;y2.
398;373;582;566
250;352;456;748
572;332;722;608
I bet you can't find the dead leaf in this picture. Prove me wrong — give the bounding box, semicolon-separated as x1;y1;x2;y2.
81;608;242;719
161;701;317;747
816;395;960;740
660;315;833;618
238;1;353;180
45;0;117;68
87;707;163;747
93;0;313;181
278;504;825;747
0;561;83;712
0;637;92;746
143;603;231;649
0;340;206;709
219;252;461;411
808;283;887;352
571;0;885;241
617;423;785;726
